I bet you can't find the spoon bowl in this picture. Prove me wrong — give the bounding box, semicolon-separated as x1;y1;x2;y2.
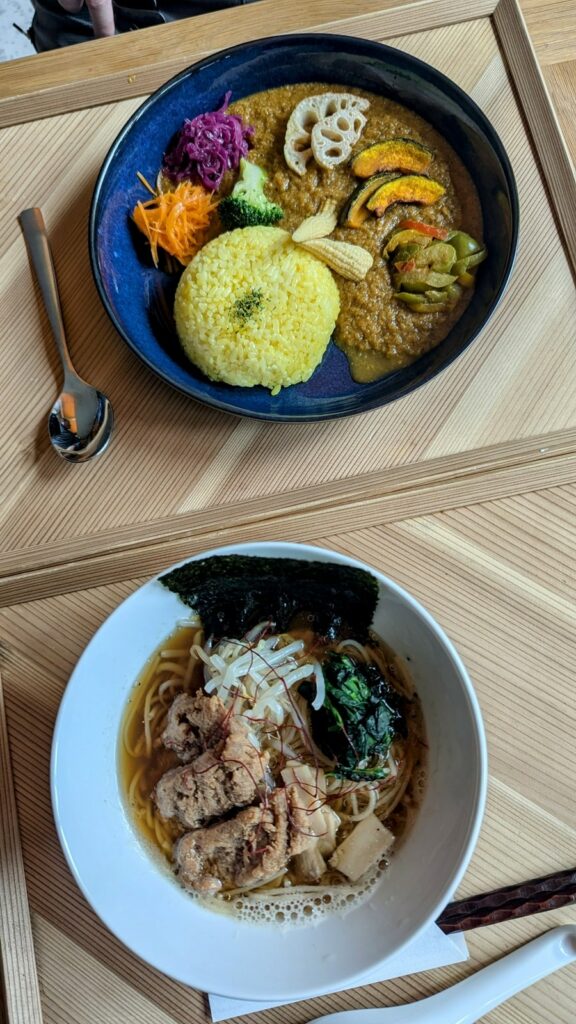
19;207;114;463
49;382;114;462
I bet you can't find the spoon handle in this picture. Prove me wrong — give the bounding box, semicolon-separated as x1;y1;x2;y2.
19;208;75;378
422;924;576;1023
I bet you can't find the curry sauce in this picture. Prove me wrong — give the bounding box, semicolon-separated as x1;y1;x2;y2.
230;84;483;381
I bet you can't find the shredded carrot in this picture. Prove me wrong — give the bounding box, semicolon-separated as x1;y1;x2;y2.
132;181;218;267
136;171;157;197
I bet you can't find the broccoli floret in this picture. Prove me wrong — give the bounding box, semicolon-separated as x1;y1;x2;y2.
219;159;284;230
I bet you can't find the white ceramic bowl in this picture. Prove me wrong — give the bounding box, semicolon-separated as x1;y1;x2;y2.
51;541;487;1000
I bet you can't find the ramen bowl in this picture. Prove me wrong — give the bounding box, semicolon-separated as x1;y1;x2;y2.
51;541;487;1000
90;33;518;422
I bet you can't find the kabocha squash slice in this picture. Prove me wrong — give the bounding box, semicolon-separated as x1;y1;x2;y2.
340;172;401;228
367;175;445;216
352;138;433;177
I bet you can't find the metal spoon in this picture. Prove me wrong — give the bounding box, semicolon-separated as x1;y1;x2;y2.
19;207;114;462
314;926;576;1024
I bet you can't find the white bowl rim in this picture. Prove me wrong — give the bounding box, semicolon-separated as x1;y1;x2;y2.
51;540;488;1000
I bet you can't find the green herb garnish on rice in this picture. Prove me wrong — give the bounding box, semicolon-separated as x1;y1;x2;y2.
231;288;264;324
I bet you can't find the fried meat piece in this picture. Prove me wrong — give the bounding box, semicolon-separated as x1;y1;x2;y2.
155;717;267;829
174;785;317;894
161;691;228;763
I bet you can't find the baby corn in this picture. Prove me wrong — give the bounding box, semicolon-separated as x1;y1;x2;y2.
297;237;374;281
291;201;339;243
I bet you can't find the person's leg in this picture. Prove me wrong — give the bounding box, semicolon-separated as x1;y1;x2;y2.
29;0;261;52
30;0;94;50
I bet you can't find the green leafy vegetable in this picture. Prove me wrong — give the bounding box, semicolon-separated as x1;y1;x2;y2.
160;555;378;641
218;159;284;230
308;652;405;781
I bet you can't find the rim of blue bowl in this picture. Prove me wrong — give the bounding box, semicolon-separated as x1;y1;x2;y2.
89;32;520;422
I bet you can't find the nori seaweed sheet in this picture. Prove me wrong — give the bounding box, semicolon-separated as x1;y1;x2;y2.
160;555;379;640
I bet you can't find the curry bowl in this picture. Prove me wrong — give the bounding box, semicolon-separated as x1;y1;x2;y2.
90;33;518;422
51;541;487;1000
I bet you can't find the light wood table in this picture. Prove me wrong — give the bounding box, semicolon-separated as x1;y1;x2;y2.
0;2;575;1023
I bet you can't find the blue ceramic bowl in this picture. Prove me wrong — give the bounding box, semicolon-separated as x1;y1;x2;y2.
90;33;518;422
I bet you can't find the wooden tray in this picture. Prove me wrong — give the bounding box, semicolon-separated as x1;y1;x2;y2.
1;6;576;1023
0;0;575;608
2;481;576;1024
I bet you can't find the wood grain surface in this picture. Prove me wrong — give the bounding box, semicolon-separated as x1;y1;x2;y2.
2;482;576;1023
493;0;576;263
0;9;575;578
543;60;576;158
3;428;576;608
0;675;44;1024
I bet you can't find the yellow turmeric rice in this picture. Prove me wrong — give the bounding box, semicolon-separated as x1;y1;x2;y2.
173;226;340;394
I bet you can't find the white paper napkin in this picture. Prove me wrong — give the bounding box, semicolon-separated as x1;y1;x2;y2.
208;924;468;1021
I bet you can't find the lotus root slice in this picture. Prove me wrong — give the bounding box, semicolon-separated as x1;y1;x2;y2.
284;92;370;175
311;110;367;169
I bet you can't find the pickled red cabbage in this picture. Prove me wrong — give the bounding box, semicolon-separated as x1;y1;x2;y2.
162;92;254;191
